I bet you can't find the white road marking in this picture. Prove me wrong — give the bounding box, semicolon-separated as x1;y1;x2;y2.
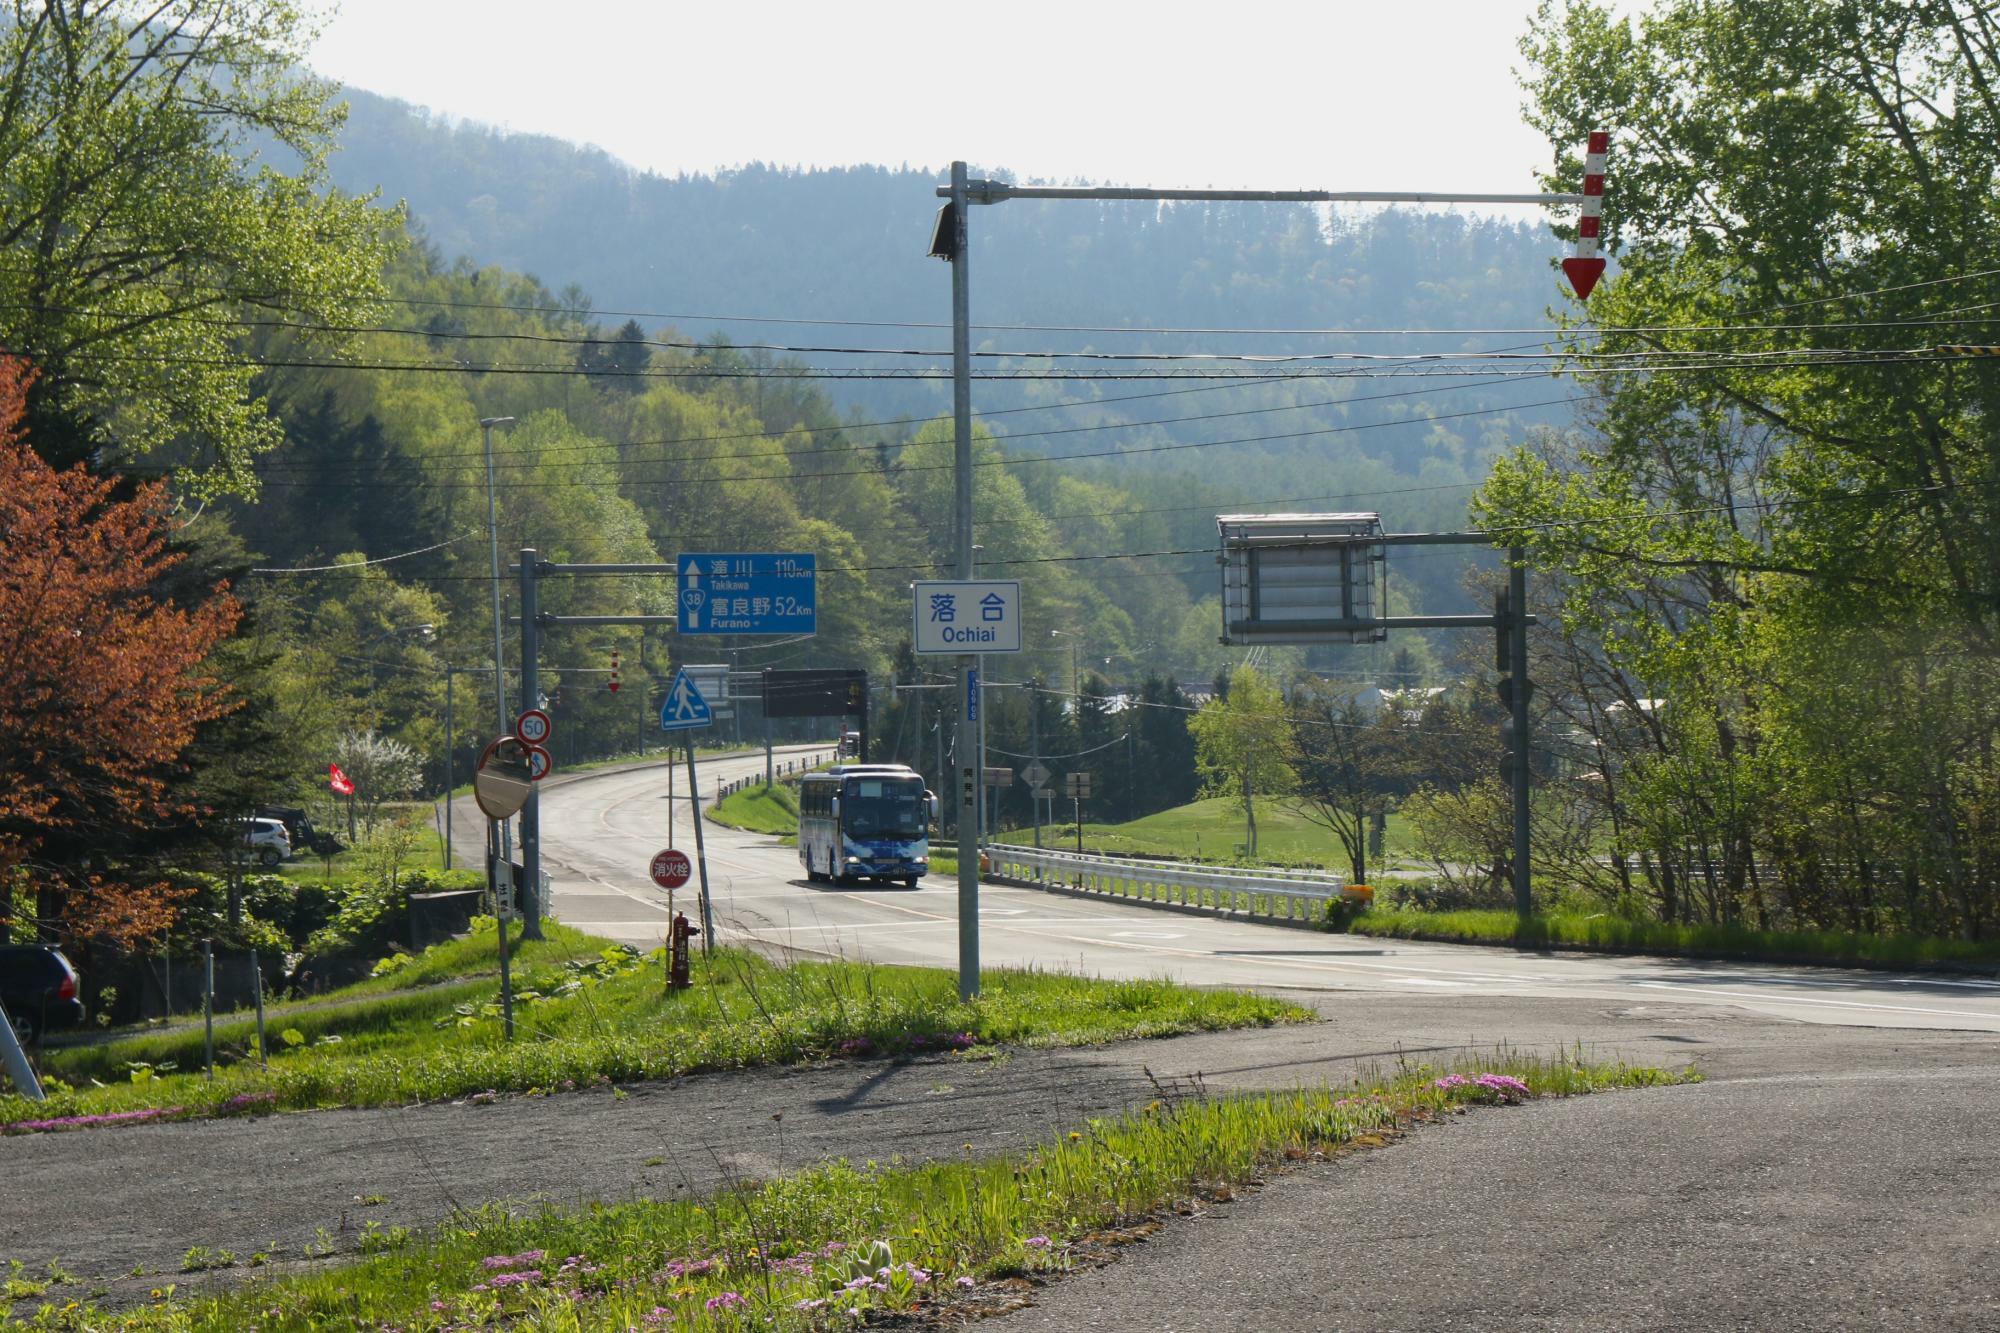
1631;981;1990;1018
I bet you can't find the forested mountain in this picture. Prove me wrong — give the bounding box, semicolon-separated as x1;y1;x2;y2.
303;89;1586;688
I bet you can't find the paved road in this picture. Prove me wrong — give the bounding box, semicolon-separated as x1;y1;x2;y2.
997;1061;2000;1332
500;751;2000;1034
5;995;1993;1311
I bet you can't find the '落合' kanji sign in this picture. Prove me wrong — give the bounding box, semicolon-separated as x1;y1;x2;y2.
912;580;1021;655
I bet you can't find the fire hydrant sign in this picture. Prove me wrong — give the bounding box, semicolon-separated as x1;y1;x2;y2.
913;580;1021;654
649;848;692;890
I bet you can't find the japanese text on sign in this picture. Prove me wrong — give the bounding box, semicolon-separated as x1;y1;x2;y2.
913;580;1021;654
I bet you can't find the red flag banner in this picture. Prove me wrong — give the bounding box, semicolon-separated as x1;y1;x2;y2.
329;763;355;796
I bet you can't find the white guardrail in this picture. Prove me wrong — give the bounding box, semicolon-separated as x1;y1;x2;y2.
716;751;839;800
981;843;1348;925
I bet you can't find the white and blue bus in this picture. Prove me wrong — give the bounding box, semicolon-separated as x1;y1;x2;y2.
798;764;936;888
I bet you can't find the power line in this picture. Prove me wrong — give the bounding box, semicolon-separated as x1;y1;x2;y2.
115;263;2000;331
254;373;1538;479
249;534;475;573
244;394;1580;492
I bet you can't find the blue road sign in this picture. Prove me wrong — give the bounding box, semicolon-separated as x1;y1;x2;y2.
967;666;980;723
660;667;714;731
677;553;817;636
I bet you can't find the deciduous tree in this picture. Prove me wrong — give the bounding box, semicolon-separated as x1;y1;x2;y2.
0;360;241;943
0;0;396;493
1188;666;1293;858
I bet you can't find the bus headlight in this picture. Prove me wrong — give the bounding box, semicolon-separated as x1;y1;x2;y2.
844;856;862;865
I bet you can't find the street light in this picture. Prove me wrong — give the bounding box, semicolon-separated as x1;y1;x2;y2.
1049;628;1082;704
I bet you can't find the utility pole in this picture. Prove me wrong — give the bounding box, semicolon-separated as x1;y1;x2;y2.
480;415;518;948
1509;548;1532;916
1031;694;1042;849
948;160;979;1000
443;667;454;870
517;548;544;940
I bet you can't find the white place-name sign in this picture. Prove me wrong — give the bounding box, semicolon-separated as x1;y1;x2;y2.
913;580;1022;654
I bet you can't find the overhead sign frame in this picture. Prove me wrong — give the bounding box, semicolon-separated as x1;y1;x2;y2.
1218;513;1387;646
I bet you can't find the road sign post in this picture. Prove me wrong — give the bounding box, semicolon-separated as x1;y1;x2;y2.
1065;772;1093;857
659;668;716;949
683;737;714;952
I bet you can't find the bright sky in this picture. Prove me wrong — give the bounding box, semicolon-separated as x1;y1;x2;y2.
306;0;1582;193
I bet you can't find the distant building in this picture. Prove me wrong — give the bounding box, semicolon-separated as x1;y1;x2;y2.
1354;685;1446;725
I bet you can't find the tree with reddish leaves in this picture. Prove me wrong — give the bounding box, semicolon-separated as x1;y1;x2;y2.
0;360;241;946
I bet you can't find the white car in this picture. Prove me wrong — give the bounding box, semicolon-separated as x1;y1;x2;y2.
241;817;292;867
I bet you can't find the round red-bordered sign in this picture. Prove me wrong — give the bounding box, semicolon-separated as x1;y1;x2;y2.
649;848;692;890
515;708;553;745
525;743;554;782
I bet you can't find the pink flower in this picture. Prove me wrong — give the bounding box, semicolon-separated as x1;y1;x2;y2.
705;1291;747;1311
1023;1236;1051;1250
956;1275;976;1289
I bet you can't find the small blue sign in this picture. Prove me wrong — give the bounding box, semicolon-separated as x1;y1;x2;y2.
660;667;714;731
967;666;979;723
677;553;817;636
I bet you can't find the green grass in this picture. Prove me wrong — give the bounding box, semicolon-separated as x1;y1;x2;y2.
1348;909;2000;970
708;783;800;836
3;927;1308;1131
29;1050;1687;1330
1037;796;1412;871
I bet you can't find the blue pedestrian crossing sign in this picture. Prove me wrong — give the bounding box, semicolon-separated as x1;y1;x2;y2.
660;667;714;731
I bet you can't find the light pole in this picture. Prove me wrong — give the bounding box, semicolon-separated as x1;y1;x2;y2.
1050;629;1082;705
479;416;519;924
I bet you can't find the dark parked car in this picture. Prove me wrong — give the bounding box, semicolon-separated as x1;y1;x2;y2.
0;944;84;1045
258;805;343;856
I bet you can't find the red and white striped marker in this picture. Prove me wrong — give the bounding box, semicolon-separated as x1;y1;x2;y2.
1561;129;1609;300
608;650;622;694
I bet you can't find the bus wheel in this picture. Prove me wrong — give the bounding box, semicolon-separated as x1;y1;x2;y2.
903;876;920;890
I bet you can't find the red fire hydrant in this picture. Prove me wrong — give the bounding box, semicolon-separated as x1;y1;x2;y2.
669;911;699;990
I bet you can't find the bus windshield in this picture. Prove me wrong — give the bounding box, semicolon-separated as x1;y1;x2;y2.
841;778;927;840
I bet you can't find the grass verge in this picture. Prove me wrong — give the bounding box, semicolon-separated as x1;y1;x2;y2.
9;1051;1688;1330
3;928;1307;1132
708;783;800;836
1348;908;2000;970
1042;796;1410;869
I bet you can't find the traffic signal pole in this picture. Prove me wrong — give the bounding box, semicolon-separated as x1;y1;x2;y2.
518;549;543;940
948;161;981;1001
1509;548;1531;916
932;146;1597;964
